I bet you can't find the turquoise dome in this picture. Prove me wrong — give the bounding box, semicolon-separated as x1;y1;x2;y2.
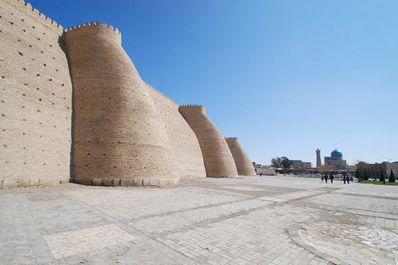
331;149;343;158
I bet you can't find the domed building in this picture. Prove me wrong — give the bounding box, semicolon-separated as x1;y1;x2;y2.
324;149;347;170
316;149;347;170
331;150;343;158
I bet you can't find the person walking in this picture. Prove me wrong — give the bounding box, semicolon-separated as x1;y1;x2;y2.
330;174;334;184
325;174;328;183
347;175;350;184
343;174;346;184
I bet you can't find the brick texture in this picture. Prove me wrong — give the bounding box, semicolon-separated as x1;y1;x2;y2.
0;0;253;187
225;137;256;176
0;0;72;188
146;83;206;178
179;105;238;177
64;24;178;186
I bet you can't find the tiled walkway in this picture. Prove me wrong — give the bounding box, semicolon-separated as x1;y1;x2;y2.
1;176;397;264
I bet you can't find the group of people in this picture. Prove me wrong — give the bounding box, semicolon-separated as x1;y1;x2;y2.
321;174;351;184
322;174;335;183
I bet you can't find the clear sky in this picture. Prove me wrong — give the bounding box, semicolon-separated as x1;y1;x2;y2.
30;0;398;166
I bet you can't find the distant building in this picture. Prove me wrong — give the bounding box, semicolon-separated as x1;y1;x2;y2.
252;162;276;175
324;150;348;170
291;160;312;169
356;161;398;178
291;160;304;169
316;149;322;168
256;167;276;176
348;165;357;172
316;149;348;171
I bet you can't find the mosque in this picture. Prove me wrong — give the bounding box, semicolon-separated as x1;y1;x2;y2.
316;149;348;171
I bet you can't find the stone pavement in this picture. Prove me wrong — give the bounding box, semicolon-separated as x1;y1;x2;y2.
1;176;397;265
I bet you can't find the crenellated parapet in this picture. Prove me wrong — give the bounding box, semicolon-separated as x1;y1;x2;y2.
179;105;238;177
64;22;121;45
4;0;62;31
0;0;72;188
64;20;178;186
225;137;256;176
0;0;254;188
143;81;177;106
179;105;206;113
64;22;120;35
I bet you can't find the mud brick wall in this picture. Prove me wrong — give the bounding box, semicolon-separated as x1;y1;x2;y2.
0;0;72;188
64;24;178;186
146;83;206;178
179;105;238;178
0;0;254;187
225;137;256;176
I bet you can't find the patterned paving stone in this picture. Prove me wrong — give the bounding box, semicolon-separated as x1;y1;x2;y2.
0;176;397;264
44;224;134;259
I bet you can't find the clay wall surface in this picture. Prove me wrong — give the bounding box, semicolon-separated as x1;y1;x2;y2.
0;0;72;188
0;0;253;187
225;137;256;176
146;83;206;178
179;105;238;178
64;24;178;186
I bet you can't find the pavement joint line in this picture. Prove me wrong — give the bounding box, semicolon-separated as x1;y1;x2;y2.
270;190;333;204
299;194;398;217
134;199;279;237
290;200;398;221
61;192;199;263
338;192;398;201
60;186;291;263
2;176;397;264
125;196;255;222
126;188;330;227
29;206;61;265
196;183;306;193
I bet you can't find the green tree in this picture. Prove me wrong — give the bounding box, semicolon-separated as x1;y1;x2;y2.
389;170;396;183
363;169;369;181
281;157;292;174
355;169;361;182
379;170;386;183
271;157;282;169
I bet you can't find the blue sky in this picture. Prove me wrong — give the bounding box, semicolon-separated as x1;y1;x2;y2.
30;0;398;165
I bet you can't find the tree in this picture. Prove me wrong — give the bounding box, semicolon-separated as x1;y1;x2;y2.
379;170;386;183
389;170;396;183
271;157;282;169
355;169;361;182
363;169;369;181
281;157;292;174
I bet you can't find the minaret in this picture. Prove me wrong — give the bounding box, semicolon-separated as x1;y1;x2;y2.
316;149;321;168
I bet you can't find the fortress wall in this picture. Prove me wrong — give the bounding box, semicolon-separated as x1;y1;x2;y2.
64;24;178;186
225;137;256;176
179;105;238;177
145;83;206;178
0;0;72;188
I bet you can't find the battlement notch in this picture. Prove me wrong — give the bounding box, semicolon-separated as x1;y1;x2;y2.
178;104;206;113
64;22;121;45
7;0;63;31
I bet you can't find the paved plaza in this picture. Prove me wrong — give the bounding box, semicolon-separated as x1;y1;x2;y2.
1;176;397;265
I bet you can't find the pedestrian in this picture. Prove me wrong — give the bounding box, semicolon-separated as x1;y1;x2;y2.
347;175;350;184
330;174;334;183
325;174;328;183
343;174;346;184
321;175;325;183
